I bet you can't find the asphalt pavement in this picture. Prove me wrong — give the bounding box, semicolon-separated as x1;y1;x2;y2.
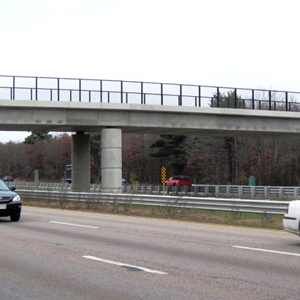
1;207;299;300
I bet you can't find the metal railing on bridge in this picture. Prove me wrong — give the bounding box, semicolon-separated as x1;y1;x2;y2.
1;75;300;111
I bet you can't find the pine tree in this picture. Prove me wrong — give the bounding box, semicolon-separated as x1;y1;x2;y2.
150;135;187;174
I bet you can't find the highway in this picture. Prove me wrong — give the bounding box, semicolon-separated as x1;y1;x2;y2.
1;207;299;300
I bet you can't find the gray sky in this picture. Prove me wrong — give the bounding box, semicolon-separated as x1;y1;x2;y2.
0;0;299;143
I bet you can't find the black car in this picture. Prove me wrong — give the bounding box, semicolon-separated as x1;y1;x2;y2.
3;176;13;182
0;180;21;222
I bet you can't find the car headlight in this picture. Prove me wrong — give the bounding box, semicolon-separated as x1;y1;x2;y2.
12;195;21;202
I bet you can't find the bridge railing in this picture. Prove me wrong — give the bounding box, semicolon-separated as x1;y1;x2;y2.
1;75;300;111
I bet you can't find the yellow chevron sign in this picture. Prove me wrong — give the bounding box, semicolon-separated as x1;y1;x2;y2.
161;166;166;184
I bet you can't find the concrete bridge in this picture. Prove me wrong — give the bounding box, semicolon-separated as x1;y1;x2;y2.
1;75;300;192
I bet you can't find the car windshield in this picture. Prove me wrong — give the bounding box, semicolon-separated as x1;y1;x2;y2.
0;180;10;191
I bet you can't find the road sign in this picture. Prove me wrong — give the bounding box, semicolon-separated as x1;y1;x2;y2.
161;167;166;184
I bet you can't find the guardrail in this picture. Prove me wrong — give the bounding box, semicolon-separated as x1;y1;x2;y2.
17;190;289;217
1;75;300;111
8;182;300;200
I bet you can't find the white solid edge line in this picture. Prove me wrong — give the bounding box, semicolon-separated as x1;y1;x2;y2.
233;246;300;257
49;221;98;229
83;256;167;275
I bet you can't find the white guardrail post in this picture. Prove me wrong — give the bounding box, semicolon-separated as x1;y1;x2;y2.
251;186;255;198
264;187;269;199
279;187;284;199
238;186;242;198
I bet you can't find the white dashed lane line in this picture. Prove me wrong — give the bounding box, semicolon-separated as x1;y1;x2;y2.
233;246;300;257
48;220;167;274
49;221;98;229
83;256;168;275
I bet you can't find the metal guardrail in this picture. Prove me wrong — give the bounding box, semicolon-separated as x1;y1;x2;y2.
1;75;300;111
126;184;300;200
7;182;300;200
17;190;289;216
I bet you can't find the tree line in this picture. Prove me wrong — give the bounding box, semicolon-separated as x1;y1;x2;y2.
0;130;299;186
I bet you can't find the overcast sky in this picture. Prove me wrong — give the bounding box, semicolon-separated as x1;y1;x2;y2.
0;0;299;143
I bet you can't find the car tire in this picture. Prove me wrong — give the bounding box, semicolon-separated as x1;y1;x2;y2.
10;212;20;222
173;183;176;186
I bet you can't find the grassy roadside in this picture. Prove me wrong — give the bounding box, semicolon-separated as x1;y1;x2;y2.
23;200;284;230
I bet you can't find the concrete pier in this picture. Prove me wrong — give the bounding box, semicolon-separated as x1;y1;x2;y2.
101;128;122;193
71;132;90;192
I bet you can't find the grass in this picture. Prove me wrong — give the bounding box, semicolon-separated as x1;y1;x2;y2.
23;199;284;230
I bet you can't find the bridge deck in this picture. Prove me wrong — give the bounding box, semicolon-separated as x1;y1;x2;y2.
0;100;299;137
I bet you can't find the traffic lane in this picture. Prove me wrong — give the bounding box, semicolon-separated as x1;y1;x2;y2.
3;207;300;264
17;206;300;254
0;232;296;300
0;230;221;300
7;207;300;277
1;207;300;299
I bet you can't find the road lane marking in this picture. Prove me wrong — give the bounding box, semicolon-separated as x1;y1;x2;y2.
233;246;300;257
26;207;286;235
49;221;98;229
83;255;167;275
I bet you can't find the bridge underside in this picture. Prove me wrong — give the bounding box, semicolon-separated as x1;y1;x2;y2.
1;100;300;192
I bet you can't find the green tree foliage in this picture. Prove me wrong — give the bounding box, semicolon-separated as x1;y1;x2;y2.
24;131;52;144
130;172;138;183
211;90;244;109
150;135;187;174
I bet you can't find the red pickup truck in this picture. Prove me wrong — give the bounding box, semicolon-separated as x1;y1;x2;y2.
166;175;191;187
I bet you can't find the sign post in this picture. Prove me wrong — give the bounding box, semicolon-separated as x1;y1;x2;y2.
161;166;166;195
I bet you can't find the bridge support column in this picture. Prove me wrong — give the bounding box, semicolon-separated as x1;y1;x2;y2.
72;132;90;192
101;128;122;193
